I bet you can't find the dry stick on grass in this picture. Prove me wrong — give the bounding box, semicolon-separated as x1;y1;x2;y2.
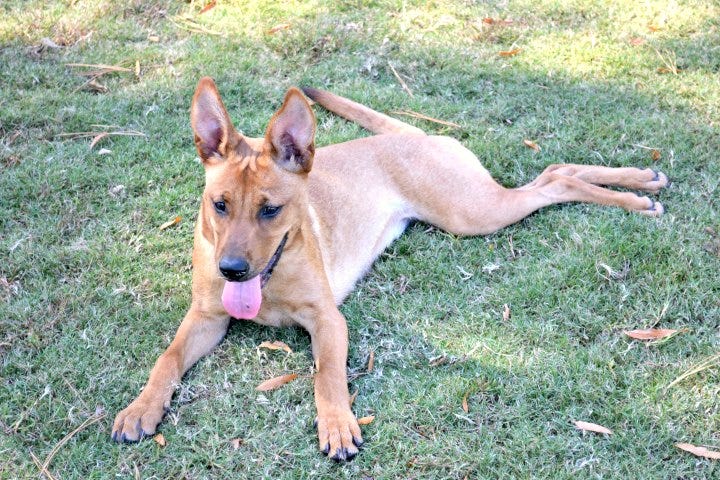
390;110;461;129
34;413;106;479
12;385;51;432
388;62;414;98
30;450;57;480
653;47;680;74
169;16;225;37
666;353;720;391
57;130;146;140
67;63;134;93
66;63;133;75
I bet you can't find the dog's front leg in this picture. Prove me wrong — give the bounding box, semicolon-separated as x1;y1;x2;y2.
112;307;229;442
310;306;363;461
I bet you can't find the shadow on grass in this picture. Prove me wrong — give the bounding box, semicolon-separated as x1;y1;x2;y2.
1;1;719;478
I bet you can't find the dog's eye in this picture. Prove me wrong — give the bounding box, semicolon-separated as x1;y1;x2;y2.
214;201;226;213
259;204;282;219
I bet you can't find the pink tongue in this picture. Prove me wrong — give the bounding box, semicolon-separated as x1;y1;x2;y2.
222;275;262;319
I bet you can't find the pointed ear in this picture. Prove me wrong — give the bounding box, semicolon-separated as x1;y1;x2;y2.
190;77;238;164
265;88;315;173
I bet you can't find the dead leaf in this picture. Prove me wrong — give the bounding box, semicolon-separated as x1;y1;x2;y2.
85;79;108;93
41;37;62;49
429;355;448;367
258;340;293;354
89;132;108;149
657;66;680;74
704;236;720;257
199;0;216;14
135;59;140;78
462;392;469;413
367;350;375;373
349;389;358;407
499;48;522;57
230;438;244;450
267;23;291;34
153;433;167;446
255;373;298;391
108;185;125;197
676;443;720;460
148;35;160;42
502;304;511;321
648;24;662;32
159;216;182;230
357;415;375;425
651;149;661;161
597;261;630;281
483;18;513;25
629;37;646;46
523;139;540;151
624;328;678;340
3;155;21;168
6;131;21;146
574;420;612;435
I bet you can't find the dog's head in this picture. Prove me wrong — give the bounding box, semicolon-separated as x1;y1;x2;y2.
190;77;315;318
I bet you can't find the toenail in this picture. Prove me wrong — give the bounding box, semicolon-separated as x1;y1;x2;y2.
331;447;347;462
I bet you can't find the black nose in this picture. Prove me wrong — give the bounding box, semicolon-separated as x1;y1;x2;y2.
219;257;250;281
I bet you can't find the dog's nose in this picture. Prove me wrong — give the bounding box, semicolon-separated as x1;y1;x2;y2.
219;257;250;281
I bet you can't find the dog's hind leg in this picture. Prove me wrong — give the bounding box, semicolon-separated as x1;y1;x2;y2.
398;136;667;237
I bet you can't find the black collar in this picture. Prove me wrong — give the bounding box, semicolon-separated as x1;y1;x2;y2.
260;232;289;288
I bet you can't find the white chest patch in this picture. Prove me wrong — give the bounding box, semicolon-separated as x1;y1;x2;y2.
329;198;412;303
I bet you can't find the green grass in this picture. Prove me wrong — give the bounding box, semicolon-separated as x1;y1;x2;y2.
1;0;719;478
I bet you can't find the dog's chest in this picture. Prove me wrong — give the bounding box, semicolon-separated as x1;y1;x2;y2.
309;200;411;304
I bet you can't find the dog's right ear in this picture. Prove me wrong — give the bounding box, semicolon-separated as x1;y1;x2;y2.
191;77;237;164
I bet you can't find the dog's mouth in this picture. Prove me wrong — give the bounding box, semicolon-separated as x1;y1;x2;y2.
221;232;289;320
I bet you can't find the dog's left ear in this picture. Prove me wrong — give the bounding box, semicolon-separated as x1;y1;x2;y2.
266;88;315;174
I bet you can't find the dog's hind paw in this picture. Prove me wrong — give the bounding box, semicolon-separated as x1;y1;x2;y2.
641;169;670;193
637;199;664;217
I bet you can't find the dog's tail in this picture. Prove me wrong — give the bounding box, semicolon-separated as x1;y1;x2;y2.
301;87;425;136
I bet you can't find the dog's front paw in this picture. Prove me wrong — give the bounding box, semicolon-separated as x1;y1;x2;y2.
315;408;364;462
111;397;166;443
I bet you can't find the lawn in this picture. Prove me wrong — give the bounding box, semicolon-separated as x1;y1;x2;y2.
1;0;719;478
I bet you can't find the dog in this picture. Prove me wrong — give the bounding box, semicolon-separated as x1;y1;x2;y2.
112;77;668;461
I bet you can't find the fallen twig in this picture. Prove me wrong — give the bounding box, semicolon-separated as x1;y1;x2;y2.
169;16;225;37
30;450;57;480
388;62;414;98
666;353;720;391
66;63;132;73
38;413;106;478
67;63;133;93
57;130;146;139
390;109;461;129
